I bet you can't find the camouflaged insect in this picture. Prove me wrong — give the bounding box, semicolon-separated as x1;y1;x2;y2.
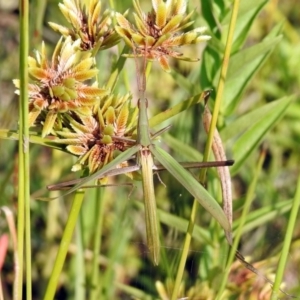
115;0;211;72
49;0;120;54
13;37;107;137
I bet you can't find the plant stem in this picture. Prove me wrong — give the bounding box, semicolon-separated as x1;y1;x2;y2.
171;0;240;298
271;173;300;299
215;149;265;299
171;199;198;299
74;217;85;300
17;0;30;299
44;190;85;300
90;189;105;300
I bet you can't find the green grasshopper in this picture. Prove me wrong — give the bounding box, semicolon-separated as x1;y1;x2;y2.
48;45;233;265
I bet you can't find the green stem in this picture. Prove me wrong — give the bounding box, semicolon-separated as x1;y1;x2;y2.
44;190;85;300
90;189;105;300
74;217;85;300
17;0;30;299
171;0;240;298
271;173;300;298
200;0;240;176
215;149;265;299
171;199;198;299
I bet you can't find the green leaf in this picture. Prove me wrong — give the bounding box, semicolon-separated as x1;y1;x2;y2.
0;129;67;152
200;0;218;34
148;92;205;128
223;95;293;174
150;145;231;235
221;96;293;141
40;145;141;199
222;0;267;51
220;35;282;114
232;199;293;235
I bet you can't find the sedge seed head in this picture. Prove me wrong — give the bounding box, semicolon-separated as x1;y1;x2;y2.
115;0;211;72
49;0;120;52
56;93;137;175
14;37;107;137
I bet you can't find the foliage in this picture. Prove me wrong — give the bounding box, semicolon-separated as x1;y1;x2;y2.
0;0;300;299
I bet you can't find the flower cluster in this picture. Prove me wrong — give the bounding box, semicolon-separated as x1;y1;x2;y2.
13;0;138;176
14;0;209;176
14;37;107;137
55;94;137;175
115;0;211;71
49;0;120;52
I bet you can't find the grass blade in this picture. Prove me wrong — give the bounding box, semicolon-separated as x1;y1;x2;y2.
230;95;293;174
41;145;141;199
215;149;265;299
150;145;231;234
44;190;85;300
271;173;300;298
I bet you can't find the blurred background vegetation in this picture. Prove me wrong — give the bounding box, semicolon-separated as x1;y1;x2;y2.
0;0;300;299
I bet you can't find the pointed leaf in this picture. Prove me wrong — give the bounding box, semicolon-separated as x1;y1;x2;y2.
133;0;146;21
161;15;183;34
225;95;293;174
156;2;167;28
43;145;141;199
115;12;132;31
79;86;107;97
153;33;171;48
133;12;148;36
73;69;99;81
200;0;217;32
104;106;115;125
29;67;48;80
173;0;187;15
131;33;146;46
220;35;282;114
115;26;134;48
158;55;171;72
116;103;129;135
28;110;41;126
48;22;70;36
66;145;87;155
222;0;267;51
149;91;205;128
150;145;231;235
72;57;94;73
42;111;57;137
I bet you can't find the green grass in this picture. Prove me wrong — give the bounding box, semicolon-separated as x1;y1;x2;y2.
0;0;300;299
